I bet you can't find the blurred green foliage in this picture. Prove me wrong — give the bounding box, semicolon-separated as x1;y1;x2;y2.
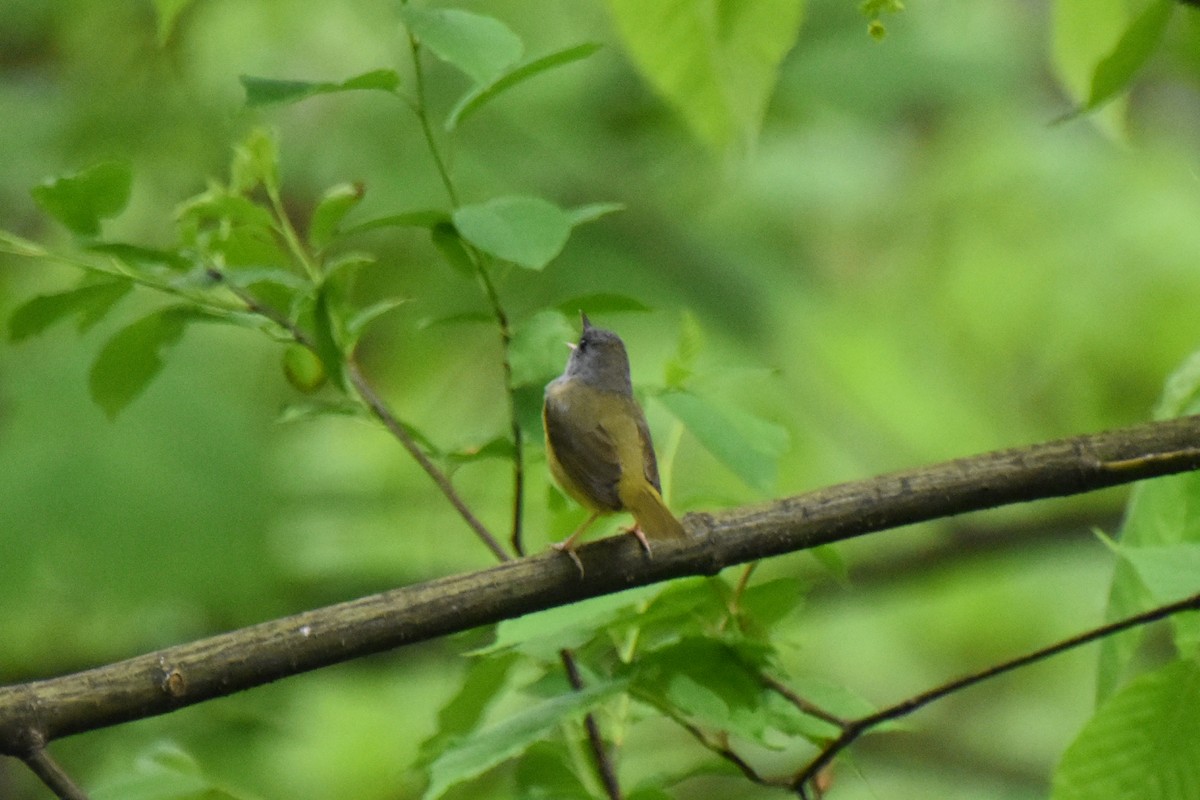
3;0;1200;798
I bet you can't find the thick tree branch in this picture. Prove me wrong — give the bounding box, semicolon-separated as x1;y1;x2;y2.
3;414;1200;756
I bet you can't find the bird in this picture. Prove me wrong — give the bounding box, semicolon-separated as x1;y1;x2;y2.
543;313;686;572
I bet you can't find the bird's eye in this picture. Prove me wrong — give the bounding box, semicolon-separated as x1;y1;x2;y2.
577;338;587;351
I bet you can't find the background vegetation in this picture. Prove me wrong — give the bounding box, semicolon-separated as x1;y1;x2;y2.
3;0;1200;798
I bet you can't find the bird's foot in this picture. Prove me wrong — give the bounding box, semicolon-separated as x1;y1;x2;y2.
552;539;586;577
624;525;653;557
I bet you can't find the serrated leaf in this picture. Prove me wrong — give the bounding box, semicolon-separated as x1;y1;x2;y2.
423;680;623;800
608;0;804;149
88;307;199;419
447;42;601;130
8;278;133;342
401;7;523;84
566;201;624;227
309;182;365;251
419;652;520;766
240;68;400;108
31;161;132;237
453;196;571;270
1085;0;1172;112
656;390;789;492
1052;659;1200;800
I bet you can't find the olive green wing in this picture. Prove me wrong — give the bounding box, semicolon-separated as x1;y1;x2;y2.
544;388;623;511
633;404;663;493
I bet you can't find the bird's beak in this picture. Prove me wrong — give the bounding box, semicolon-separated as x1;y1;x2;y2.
565;341;577;350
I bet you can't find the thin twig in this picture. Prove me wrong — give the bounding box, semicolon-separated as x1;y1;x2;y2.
790;590;1200;793
348;361;510;562
208;270;509;562
561;650;621;800
21;744;91;800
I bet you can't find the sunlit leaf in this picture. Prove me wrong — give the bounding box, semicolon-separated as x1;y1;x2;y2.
1085;0;1172;112
400;7;523;84
31;161;132;237
418;651;520;766
240;69;400;108
656;390;789;492
608;0;804;149
453;195;571;270
230;127;279;194
1052;659;1200;800
447;42;601;130
423;680;623;800
8;278;133;342
152;0;196;45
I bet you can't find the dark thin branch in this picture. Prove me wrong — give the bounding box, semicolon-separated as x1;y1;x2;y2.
207;270;510;562
671;712;790;790
347;361;510;562
790;590;1200;794
20;743;90;800
561;650;621;800
4;415;1200;755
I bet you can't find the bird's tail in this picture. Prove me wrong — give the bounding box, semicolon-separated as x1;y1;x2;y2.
626;483;686;540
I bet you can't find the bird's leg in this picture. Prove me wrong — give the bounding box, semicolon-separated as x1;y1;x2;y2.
553;511;600;576
624;525;653;557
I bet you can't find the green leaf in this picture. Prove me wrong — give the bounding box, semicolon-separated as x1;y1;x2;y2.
230;127;279;194
423;680;623;800
311;282;347;390
566;201;625;227
0;229;50;259
93;742;255;800
152;0;195;45
309;182;365;251
453;196;571;270
656;390;789;492
418;652;520;766
340;209;451;239
446;437;516;466
447;42;601;131
240;69;400;108
430;222;476;277
513;741;593;800
400;7;523;84
1052;659;1200;800
344;297;408;344
1085;0;1172;112
553;293;652;317
176;186;277;231
276;399;366;424
89;242;191;271
607;0;804;149
89;307;199;419
8;278;133;342
664;311;703;389
31;161;132;236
